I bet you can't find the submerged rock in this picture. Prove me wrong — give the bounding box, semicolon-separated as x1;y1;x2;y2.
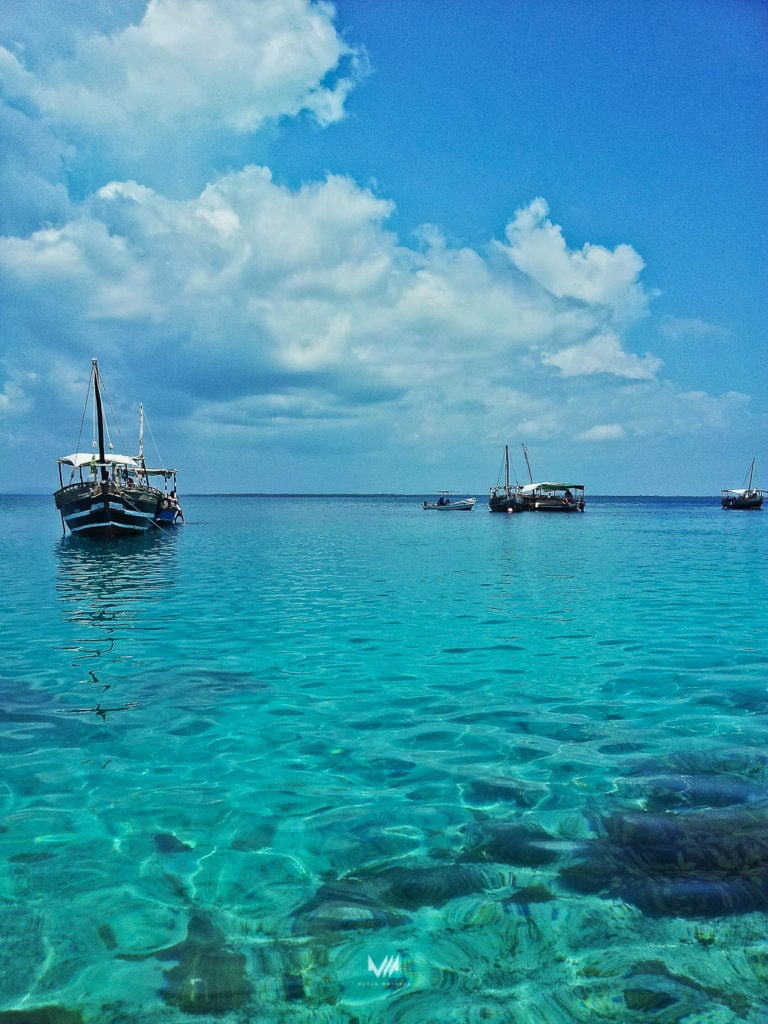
464;776;546;808
556;750;768;918
159;913;252;1015
626;749;768;785
291;860;502;936
602;803;768;871
618;772;768;812
460;821;562;867
155;833;194;854
621;875;768;918
291;880;411;935
502;884;555;906
0;1010;83;1024
366;862;496;909
560;799;768;918
624;959;751;1018
623;986;676;1012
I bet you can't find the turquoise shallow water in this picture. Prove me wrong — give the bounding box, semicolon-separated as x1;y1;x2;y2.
1;494;767;1023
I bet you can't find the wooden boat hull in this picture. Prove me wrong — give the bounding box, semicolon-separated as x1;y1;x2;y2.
721;459;764;510
488;495;526;513
721;494;763;510
54;482;161;539
524;498;585;512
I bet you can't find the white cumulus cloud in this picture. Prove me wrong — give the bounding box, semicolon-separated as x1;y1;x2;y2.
499;197;650;323
0;0;363;201
543;331;662;380
27;0;359;133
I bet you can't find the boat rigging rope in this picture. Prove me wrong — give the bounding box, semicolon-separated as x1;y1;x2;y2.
70;363;130;457
143;412;165;468
98;372;131;455
71;363;96;455
119;492;163;529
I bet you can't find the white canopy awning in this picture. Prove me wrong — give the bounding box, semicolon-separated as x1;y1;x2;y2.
520;481;583;494
59;452;140;470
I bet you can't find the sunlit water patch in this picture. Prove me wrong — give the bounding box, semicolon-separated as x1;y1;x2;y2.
0;494;766;1022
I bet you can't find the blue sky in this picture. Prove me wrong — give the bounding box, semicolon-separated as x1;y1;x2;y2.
1;0;766;495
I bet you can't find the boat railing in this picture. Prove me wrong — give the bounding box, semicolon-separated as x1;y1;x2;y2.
54;481;96;496
55;479;165;499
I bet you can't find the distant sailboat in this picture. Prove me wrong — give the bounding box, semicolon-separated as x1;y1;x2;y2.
488;444;526;513
517;444;585;513
721;458;764;510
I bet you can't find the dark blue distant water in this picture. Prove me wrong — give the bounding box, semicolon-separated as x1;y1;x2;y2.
1;494;767;1022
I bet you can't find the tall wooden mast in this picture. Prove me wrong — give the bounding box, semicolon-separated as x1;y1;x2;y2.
92;359;109;484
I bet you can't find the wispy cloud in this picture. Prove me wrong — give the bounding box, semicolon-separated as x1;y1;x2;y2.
660;316;731;342
577;423;626;442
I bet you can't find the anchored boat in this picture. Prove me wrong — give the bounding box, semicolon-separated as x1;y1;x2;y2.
488;445;527;513
518;444;585;512
721;459;764;510
518;480;585;512
54;359;183;538
422;491;477;510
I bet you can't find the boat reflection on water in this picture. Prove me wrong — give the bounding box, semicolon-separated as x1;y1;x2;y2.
53;531;180;721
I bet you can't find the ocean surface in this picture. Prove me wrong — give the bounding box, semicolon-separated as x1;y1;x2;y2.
1;493;767;1024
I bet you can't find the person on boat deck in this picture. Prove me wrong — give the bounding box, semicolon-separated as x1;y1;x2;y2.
564;489;572;501
169;488;185;522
